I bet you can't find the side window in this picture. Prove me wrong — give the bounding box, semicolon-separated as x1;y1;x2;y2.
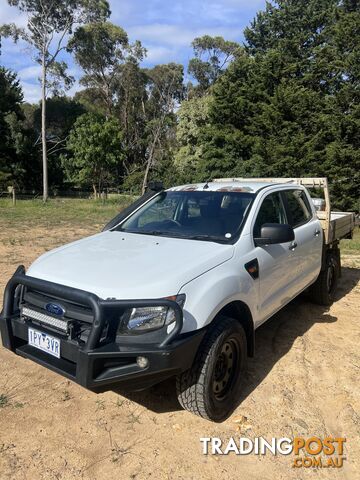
284;190;312;228
253;192;287;237
187;198;201;218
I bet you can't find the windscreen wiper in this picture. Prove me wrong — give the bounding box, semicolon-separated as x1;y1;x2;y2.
142;230;174;236
185;234;228;243
118;229;228;243
138;231;227;242
119;229;175;237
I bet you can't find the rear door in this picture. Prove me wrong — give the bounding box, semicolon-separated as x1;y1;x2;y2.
252;190;297;323
282;188;322;289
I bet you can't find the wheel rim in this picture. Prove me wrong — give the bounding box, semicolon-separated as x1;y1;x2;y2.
212;338;239;400
326;260;336;293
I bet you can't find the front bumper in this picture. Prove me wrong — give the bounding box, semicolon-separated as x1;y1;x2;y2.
0;266;205;391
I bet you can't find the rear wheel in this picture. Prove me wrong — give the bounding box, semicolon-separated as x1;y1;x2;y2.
176;316;247;422
309;251;340;306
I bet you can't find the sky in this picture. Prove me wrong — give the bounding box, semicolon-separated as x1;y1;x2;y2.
0;0;266;103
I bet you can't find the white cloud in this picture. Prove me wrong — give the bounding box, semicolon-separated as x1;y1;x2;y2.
129;24;194;47
0;36;35;63
108;0;137;23
21;81;41;104
0;0;28;27
0;0;267;101
17;65;41;81
66;81;84;98
129;23;243;48
216;0;265;7
144;45;175;63
20;79;84;103
66;65;83;79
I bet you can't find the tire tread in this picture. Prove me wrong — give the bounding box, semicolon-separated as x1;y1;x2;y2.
309;251;339;306
176;316;246;421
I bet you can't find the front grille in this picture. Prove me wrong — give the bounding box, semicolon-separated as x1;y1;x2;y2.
23;290;94;323
20;288;95;341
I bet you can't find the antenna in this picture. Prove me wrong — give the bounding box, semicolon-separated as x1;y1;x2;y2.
203;178;212;190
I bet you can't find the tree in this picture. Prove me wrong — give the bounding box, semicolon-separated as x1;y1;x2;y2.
32;96;86;188
0;66;24;187
69;22;147;190
174;95;211;182
245;0;360;209
1;0;110;201
195;0;359;210
62;113;124;197
142;63;185;193
113;61;148;176
188;35;240;94
74;87;108;116
0;67;42;191
68;22;146;116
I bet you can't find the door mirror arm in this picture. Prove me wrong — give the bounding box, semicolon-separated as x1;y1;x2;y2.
254;237;273;247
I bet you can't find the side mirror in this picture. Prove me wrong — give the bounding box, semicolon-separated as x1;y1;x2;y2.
254;223;295;246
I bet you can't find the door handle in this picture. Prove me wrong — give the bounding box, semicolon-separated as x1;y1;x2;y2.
289;241;297;251
314;229;321;237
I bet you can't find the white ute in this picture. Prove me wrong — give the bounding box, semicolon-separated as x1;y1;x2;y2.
0;177;355;421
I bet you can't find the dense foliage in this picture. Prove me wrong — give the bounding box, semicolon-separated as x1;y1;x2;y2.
0;0;359;209
0;66;37;188
179;0;359;210
62;113;124;196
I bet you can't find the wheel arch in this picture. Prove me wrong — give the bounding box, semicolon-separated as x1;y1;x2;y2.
212;300;255;357
322;241;341;276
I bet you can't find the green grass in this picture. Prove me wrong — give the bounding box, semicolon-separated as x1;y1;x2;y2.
0;196;136;229
0;393;9;408
340;227;360;254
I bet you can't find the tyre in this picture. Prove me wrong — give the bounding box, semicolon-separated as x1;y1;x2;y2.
176;316;247;422
309;251;340;306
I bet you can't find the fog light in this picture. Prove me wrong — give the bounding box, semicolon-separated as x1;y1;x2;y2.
136;356;149;368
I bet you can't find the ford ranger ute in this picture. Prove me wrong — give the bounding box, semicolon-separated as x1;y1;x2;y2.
0;177;355;421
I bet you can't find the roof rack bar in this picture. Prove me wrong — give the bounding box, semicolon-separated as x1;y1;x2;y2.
213;177;327;187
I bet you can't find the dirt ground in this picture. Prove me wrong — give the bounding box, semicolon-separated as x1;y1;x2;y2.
0;223;359;480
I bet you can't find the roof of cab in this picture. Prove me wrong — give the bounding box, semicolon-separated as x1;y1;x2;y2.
167;180;277;194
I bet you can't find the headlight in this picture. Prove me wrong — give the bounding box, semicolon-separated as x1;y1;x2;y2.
118;295;185;334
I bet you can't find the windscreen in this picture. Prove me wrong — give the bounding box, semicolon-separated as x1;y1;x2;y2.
116;190;254;242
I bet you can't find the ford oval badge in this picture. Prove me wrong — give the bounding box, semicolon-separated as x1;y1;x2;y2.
45;303;65;316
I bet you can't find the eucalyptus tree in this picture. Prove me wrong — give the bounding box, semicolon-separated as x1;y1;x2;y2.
113;61;148;176
68;22;146;116
142;63;185;193
0;0;110;201
188;35;240;95
68;22;146;189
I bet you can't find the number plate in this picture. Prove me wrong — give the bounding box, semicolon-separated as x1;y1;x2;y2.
28;328;61;359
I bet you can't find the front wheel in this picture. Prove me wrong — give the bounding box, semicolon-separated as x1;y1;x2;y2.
309;251;340;306
176;316;247;422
